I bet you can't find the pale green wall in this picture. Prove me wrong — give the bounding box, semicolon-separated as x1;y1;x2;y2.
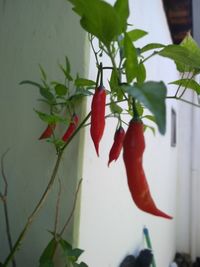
0;0;88;266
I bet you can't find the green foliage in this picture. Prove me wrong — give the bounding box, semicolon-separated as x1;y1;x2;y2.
75;78;96;87
177;33;200;73
39;238;57;267
159;44;200;72
140;43;165;53
169;78;200;95
68;0;125;46
59;238;88;266
110;100;123;114
127;29;148;42
123;81;167;134
54;84;68;96
124;33;139;83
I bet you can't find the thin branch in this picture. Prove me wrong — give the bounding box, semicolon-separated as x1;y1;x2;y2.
0;149;16;267
167;95;200;108
141;51;159;64
54;178;62;241
60;179;82;236
178;72;195;99
3;151;63;266
1;149;9;196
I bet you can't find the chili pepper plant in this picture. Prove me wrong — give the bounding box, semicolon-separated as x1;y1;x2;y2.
1;0;200;266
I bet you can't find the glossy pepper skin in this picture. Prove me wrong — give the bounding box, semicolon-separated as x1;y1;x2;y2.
123;119;172;219
108;126;125;166
90;86;106;156
62;114;79;142
39;124;56;140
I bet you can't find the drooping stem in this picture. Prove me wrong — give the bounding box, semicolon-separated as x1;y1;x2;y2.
54;178;62;240
60;178;82;236
3;151;63;266
0;150;16;267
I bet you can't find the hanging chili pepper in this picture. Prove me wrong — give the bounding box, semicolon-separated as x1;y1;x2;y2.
108;126;125;166
123;119;172;219
62;114;79;142
39;123;56;140
90;85;106;156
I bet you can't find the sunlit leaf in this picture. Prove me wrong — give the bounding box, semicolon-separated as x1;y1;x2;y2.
124;33;138;83
141;43;165;53
123;81;167;134
127;29;148;42
169;78;200;95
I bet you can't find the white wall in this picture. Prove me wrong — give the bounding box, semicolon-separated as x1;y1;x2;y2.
77;1;179;266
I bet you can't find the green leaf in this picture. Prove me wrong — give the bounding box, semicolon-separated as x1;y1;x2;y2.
177;33;200;72
74;88;93;96
59;239;72;252
142;114;156;123
40;260;54;267
114;0;129;32
35;110;65;124
60;239;84;263
59;64;73;81
69;0;121;46
55;84;68;96
169;78;200;95
159;44;200;71
127;29;148;42
141;43;165;53
73;262;88;267
109;70;123;100
39;238;57;266
124;33;139;83
19;80;42;89
65;56;71;74
40;87;55;102
75;78;96;87
135;101;144;117
123;81;167;134
110;101;123;114
137;63;146;84
39;65;47;81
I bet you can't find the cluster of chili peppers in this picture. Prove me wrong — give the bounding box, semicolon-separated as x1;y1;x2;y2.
39;113;79;144
89;81;172;219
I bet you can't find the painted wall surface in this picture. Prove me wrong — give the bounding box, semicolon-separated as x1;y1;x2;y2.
0;1;87;266
77;1;179;267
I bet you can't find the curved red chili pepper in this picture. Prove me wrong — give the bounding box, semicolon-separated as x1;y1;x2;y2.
123;119;172;219
62;114;79;142
90;86;106;156
108;126;125;166
39;123;56;140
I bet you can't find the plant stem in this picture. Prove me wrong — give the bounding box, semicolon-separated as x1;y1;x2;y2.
60;179;82;236
167;95;200;108
0;150;16;267
3;151;63;266
54;178;62;241
141;51;158;64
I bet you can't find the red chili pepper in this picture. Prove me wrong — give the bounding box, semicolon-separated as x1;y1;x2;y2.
62;114;79;142
123;119;172;219
39;124;56;140
108;126;125;166
90;86;106;156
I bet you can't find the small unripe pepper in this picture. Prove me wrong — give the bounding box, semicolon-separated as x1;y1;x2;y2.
39;124;56;140
90;85;106;156
62;114;79;142
123;119;172;219
108;126;125;166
